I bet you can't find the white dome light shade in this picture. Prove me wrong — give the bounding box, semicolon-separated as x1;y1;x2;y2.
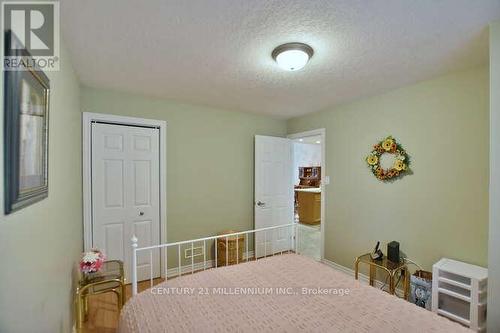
276;50;309;71
272;43;314;71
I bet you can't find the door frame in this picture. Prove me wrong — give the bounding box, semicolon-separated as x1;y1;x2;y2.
287;128;326;260
82;112;167;275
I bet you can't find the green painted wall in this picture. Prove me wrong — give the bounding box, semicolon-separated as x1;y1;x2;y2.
488;20;500;332
80;87;287;265
0;45;83;332
287;66;489;271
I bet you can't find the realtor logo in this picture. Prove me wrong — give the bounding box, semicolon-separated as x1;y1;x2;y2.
2;1;60;71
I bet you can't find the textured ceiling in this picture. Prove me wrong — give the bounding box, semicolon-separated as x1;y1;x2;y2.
61;0;500;118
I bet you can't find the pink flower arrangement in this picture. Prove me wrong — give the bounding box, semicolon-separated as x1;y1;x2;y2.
79;249;106;274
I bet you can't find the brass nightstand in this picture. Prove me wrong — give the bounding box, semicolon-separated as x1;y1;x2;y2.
354;253;409;299
75;260;125;328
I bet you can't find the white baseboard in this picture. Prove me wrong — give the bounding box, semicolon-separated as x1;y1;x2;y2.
321;258;404;294
165;251;255;278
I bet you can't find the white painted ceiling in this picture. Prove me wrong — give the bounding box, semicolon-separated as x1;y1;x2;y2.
61;0;500;118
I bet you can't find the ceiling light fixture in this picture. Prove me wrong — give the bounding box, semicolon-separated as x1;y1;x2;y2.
272;42;314;71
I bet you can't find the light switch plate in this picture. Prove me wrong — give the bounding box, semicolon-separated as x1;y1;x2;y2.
324;176;330;185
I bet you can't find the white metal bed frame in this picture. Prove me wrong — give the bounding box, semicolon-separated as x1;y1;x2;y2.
131;223;299;296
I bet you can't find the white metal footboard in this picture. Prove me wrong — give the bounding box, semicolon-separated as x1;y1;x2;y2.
131;223;298;296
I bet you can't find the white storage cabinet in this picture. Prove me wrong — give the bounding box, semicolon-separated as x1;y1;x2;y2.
432;258;487;331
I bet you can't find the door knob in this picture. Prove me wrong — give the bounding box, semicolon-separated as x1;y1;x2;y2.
139;211;144;216
256;201;266;207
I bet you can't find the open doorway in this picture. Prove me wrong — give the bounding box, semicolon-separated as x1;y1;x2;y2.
254;130;325;261
288;129;325;261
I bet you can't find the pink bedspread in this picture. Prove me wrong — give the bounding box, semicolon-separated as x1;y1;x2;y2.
118;254;470;333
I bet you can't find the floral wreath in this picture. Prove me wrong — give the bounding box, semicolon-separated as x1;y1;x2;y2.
366;136;410;181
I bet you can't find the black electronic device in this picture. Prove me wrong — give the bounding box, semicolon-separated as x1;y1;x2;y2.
387;241;400;263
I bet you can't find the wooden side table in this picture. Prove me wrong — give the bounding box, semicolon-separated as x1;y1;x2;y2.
354;253;410;299
75;260;125;328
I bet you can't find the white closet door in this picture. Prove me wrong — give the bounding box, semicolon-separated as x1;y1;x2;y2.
92;122;160;282
254;135;294;258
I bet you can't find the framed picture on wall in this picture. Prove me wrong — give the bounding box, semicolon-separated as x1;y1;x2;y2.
4;30;50;214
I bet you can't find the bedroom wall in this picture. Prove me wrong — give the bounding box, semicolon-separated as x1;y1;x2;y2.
80;87;287;264
287;66;489;271
488;20;500;333
0;45;83;332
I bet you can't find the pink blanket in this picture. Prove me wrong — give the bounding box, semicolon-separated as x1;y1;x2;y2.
118;254;470;332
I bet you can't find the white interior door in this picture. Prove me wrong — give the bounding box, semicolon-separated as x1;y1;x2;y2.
92;122;160;282
254;135;294;258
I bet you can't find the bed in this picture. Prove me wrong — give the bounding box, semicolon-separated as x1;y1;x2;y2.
118;253;470;332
